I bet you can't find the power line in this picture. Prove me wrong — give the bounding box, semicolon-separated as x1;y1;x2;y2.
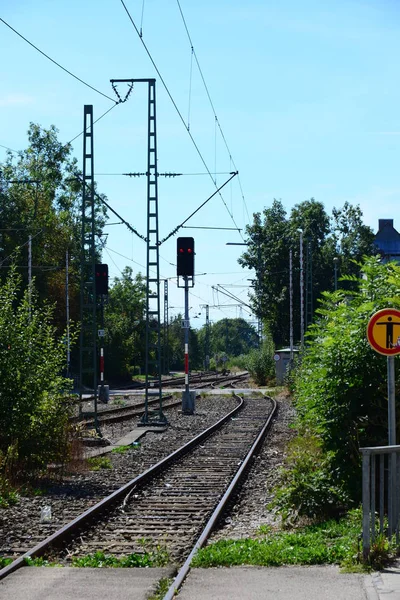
175;0;251;224
0;17;117;104
159;171;238;245
0;143;18;153
118;0;244;237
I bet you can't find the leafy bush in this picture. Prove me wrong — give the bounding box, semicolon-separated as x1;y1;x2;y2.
288;256;400;514
0;265;75;479
269;433;349;522
87;456;112;470
245;332;275;385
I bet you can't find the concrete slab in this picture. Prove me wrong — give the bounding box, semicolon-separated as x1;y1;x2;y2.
83;426;167;458
177;566;377;600
0;567;175;600
370;559;400;599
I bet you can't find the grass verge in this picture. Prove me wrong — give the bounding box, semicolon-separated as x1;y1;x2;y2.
192;510;372;570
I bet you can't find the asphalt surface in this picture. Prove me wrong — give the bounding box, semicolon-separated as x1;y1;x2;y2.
1;561;400;600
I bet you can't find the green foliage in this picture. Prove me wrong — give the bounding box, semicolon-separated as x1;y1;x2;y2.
245;331;275;385
0;481;19;508
0;265;75;478
24;556;63;567
148;578;174;600
269;434;349;521
289;256;400;514
198;318;259;360
71;549;168;568
104;267;146;381
192;510;363;568
111;443;140;454
239;198;376;346
0;557;13;568
87;456;113;470
0;123;107;334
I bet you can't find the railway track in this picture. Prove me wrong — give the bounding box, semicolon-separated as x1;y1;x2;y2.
0;393;276;597
77;371;250;427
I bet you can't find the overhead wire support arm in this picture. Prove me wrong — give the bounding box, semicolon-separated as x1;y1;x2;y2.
159;171;238;245
71;173;147;242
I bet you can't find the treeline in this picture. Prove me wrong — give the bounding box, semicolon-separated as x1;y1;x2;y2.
0;124;262;381
238;198;377;346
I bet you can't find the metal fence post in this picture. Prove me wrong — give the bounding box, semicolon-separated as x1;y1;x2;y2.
362;450;371;561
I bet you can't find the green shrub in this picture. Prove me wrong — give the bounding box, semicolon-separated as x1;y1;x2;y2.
290;256;400;513
269;433;350;522
245;333;275;385
87;456;113;470
0;265;75;480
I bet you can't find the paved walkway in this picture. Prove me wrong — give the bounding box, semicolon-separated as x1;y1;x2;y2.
1;561;400;600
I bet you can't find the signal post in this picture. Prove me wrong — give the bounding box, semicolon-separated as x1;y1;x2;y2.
177;237;195;414
95;264;109;404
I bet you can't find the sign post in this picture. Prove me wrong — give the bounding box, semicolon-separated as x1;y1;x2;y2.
367;308;400;445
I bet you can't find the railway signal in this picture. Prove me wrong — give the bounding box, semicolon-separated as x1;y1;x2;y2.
95;264;109;295
177;237;194;277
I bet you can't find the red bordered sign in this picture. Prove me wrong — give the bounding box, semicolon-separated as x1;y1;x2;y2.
367;309;400;356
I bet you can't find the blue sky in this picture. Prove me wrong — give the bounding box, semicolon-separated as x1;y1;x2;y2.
1;0;400;329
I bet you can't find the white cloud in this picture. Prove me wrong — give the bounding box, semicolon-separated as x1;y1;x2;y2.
0;93;34;107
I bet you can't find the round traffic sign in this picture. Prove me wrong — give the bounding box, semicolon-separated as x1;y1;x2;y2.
367;308;400;356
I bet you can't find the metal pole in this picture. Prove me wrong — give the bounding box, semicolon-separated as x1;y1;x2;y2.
289;248;293;361
334;257;338;291
99;296;106;403
184;277;189;397
66;249;70;377
182;276;194;414
299;231;304;347
388;356;396;445
28;234;32;321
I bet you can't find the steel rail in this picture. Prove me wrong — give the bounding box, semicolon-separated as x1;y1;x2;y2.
163;396;277;600
0;396;244;581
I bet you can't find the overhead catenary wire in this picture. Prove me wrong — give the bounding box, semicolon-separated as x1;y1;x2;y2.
175;0;251;224
118;0;244;237
0;17;117;104
159;171;238;245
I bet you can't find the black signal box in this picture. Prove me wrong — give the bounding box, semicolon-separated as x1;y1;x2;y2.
177;237;195;277
95;264;109;295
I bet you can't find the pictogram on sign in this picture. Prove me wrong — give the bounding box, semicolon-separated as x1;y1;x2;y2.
367;309;400;355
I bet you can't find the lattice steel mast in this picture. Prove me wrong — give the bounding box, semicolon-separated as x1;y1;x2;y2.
110;78;166;425
79;105;98;429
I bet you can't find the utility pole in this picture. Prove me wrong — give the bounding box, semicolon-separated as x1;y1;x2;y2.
334;257;339;291
298;230;304;347
205;304;210;370
66;249;70;378
28;234;32;320
289;248;293;361
306;238;313;329
163;280;169;375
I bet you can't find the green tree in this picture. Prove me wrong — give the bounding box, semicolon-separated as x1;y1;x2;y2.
239;198;377;346
238;199;290;346
0;265;74;478
165;314;201;372
198;318;259;361
104;267;146;381
289;256;400;513
0;123;107;331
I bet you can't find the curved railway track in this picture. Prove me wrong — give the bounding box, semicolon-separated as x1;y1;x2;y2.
0;393;276;598
78;371;250;427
